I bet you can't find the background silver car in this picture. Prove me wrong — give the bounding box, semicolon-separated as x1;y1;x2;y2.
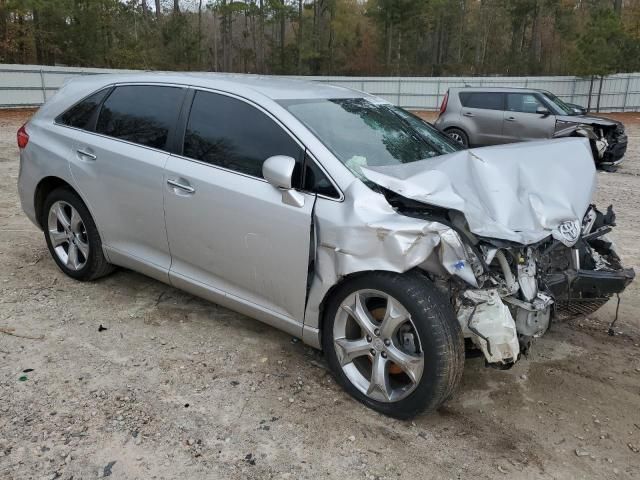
434;87;627;168
18;74;633;419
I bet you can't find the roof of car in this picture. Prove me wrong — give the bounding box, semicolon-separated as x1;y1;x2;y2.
68;72;369;101
451;86;545;93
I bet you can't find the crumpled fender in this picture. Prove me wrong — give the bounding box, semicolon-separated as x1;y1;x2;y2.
302;181;478;341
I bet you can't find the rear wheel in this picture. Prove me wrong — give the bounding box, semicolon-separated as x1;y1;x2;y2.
446;128;469;148
322;271;464;419
43;188;114;281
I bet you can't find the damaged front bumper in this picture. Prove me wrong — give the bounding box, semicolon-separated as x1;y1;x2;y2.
451;204;634;367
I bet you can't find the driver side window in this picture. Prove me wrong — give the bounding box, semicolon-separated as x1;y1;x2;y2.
183;91;304;183
506;93;545;114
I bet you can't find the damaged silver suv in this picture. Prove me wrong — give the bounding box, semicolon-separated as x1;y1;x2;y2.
18;74;634;419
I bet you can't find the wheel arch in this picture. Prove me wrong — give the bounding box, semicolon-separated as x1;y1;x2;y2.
34;176;75;229
34;176;97;232
314;268;437;341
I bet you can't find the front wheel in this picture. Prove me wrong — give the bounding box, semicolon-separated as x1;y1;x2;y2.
322;271;464;419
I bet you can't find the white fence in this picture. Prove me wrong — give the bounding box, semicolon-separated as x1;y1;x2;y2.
2;63;640;112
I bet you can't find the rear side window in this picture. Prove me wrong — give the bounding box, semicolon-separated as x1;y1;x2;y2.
96;85;184;150
57;88;110;130
459;92;504;111
183;91;303;179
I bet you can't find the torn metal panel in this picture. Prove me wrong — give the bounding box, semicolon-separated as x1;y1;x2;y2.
361;138;595;245
303;181;477;332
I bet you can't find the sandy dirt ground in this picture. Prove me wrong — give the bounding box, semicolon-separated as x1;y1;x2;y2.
1;109;639;480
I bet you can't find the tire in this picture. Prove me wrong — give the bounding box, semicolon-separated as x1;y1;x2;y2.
43;187;114;281
446;128;469;148
322;270;465;419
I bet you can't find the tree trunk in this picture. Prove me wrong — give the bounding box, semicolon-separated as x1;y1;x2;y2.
212;10;219;71
141;0;148;16
259;0;265;73
297;0;303;73
221;0;228;71
386;20;392;70
250;5;258;71
280;4;286;72
154;0;161;18
228;8;233;71
596;75;604;113
198;0;203;67
613;0;622;14
33;7;44;64
173;0;180;14
395;29;401;76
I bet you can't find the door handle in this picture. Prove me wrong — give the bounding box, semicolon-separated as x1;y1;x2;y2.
505;116;516;121
463;112;474;117
77;149;96;160
167;179;195;194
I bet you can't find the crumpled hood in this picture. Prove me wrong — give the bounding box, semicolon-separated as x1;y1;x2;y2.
361;138;596;245
555;114;620;127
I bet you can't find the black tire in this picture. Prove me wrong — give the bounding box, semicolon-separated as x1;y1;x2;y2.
322;270;465;419
43;187;114;281
446;127;469;148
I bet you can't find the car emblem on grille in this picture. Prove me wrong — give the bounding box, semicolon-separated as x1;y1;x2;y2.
558;220;580;244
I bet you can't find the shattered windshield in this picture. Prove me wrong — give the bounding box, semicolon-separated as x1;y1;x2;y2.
280;98;461;179
540;91;576;116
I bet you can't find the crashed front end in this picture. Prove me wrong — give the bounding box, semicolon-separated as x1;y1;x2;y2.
453;204;634;365
358;138;635;368
554;118;628;169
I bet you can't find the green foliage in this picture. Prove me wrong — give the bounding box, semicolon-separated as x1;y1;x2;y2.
1;0;639;75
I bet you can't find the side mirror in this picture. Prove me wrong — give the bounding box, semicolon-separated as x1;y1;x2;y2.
536;106;550;116
263;155;295;189
262;155;305;208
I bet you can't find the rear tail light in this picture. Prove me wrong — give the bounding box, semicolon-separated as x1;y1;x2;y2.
17;124;29;149
439;91;449;116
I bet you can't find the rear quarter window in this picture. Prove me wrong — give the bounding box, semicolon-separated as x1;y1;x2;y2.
459;92;504;111
56;88;111;131
96;85;185;150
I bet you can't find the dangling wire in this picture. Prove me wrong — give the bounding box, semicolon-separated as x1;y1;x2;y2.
607;294;621;336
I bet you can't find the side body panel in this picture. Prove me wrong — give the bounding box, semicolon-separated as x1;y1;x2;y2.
163;155;316;323
68;129;172;280
502;112;557;142
18;118;77;228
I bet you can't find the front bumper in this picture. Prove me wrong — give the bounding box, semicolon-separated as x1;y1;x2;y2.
601;135;628;165
545;267;635;320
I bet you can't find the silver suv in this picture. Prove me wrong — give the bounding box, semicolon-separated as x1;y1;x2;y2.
18;74;634;418
434;87;627;168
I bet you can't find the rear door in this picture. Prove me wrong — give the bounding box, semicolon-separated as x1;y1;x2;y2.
67;84;186;278
458;92;505;145
502;92;557;142
163;89;315;322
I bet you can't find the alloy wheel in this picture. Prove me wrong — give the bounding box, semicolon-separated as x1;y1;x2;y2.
448;131;464;145
47;200;90;271
332;289;424;403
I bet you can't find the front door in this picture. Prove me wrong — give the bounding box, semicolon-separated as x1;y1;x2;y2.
163;90;315;322
502;92;557;142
